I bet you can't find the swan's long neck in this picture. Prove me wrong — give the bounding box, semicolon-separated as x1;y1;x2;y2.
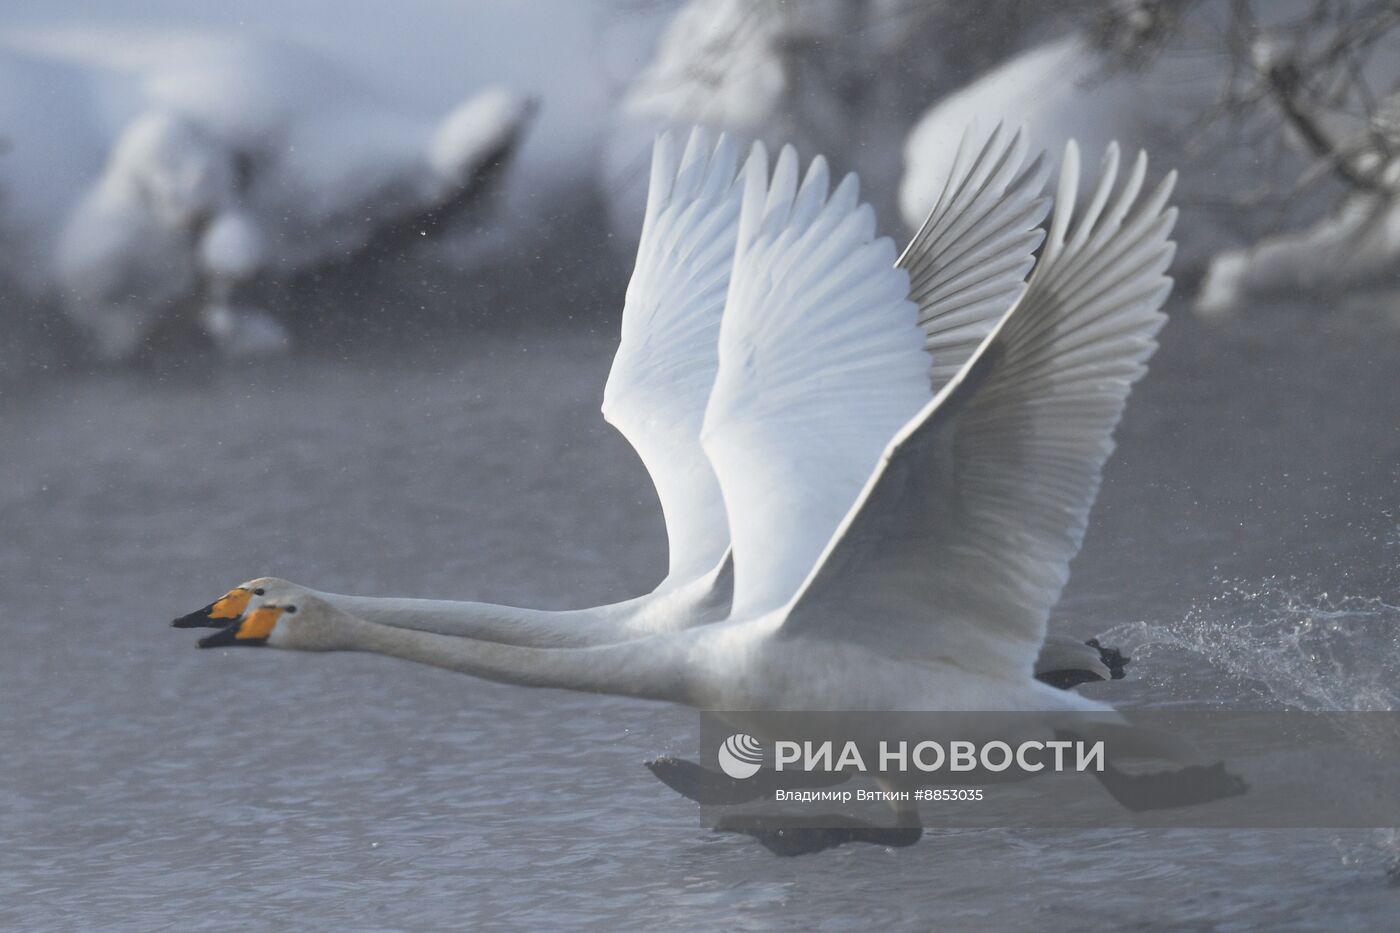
313;555;733;647
324;614;698;704
317;593;634;647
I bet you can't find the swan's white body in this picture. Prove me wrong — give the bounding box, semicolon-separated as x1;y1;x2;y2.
200;126;1129;683
241;597;1101;717
210;135;1177;724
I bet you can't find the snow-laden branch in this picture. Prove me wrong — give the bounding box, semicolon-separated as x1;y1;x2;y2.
0;36;533;360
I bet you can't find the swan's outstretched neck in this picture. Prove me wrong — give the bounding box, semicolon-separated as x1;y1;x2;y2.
314;553;732;646
329;614;697;703
319;592;638;646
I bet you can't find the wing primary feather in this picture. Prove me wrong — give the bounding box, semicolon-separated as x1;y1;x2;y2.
896;125;1051;395
640;131;680;243
602;130;751;584
1064;142;1120;256
776;141;1179;682
704;125;1054;617
1043;139;1081;264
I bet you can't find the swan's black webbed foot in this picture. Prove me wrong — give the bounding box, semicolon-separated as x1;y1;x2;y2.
1037;639;1131;689
1094;760;1249;812
714;814;922;856
645;757;851;806
646;757;763;805
1086;637;1130;679
1037;668;1104;690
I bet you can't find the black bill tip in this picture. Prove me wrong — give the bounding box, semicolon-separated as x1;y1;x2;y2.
198;626;264;649
172;603;227;629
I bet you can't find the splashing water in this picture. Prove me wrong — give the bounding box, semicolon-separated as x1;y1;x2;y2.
1105;580;1400;712
1104;579;1400;879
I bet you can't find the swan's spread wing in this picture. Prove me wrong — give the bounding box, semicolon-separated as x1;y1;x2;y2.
905;125;1050;394
700;130;1050;618
602;130;746;583
700;144;931;616
781;144;1177;677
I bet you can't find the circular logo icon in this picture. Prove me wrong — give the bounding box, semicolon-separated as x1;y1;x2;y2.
717;733;764;779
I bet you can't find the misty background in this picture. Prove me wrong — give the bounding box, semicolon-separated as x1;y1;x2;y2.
3;1;1399;929
2;0;1399;372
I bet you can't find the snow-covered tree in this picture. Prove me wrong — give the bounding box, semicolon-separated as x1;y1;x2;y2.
0;36;533;363
609;0;1063;231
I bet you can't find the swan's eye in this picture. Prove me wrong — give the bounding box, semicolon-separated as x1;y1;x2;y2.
253;588;265;596
285;605;297;614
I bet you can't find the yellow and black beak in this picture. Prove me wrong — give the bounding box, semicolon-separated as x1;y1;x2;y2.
171;588;254;629
197;606;285;648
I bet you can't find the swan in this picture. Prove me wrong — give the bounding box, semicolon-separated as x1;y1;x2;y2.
194;139;1243;853
172;126;1124;685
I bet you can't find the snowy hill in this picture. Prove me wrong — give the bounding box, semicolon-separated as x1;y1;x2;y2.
0;2;675;364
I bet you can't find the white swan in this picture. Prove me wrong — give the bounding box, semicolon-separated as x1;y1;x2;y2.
195;140;1228;852
174;127;1121;683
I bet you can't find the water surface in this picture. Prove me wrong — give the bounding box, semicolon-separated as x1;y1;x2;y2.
3;301;1398;929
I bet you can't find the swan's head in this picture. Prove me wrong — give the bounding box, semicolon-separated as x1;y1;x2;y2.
196;594;347;650
170;576;302;629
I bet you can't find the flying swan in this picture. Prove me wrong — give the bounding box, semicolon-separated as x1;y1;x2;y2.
190;137;1245;853
174;126;1122;686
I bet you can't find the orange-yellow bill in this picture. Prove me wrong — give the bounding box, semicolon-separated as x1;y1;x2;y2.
197;606;284;648
171;588;254;629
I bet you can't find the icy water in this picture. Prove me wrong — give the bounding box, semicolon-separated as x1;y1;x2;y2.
3;300;1399;930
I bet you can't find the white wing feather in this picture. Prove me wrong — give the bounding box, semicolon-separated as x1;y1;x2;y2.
701;143;930;617
904;124;1050;391
779;143;1178;680
602;129;748;584
701;128;1049;618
